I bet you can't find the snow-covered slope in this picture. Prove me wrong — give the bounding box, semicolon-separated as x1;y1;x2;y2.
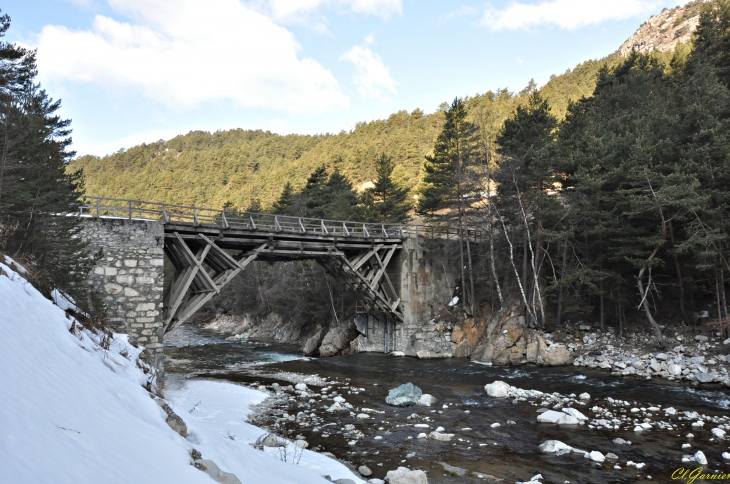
0;257;361;484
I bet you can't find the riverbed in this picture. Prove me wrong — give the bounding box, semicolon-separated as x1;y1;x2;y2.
165;326;730;484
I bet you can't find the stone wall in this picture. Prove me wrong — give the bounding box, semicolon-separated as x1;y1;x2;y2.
81;219;165;373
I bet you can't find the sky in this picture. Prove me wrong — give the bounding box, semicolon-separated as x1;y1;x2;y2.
4;0;691;157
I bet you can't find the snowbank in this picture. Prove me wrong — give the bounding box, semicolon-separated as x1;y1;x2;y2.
0;258;362;484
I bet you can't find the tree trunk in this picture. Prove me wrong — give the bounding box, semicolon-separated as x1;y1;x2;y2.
668;221;690;324
637;268;664;347
556;235;568;325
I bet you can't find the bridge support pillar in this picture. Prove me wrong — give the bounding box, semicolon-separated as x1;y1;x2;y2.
355;237;456;354
81;219;166;375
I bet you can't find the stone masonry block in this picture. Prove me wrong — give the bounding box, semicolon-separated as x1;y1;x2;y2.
135;303;156;312
123;259;138;267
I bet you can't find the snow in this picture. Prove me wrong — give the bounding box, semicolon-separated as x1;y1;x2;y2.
448;296;459;307
166;378;365;483
51;288;79;312
0;257;363;484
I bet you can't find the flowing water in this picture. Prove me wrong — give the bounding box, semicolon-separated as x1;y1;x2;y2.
166;326;730;484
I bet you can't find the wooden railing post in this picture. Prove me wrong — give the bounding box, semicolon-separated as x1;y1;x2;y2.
221;210;229;229
193;209;199;226
320;220;329;235
128;200;132;220
298;218;306;234
96;198;101;218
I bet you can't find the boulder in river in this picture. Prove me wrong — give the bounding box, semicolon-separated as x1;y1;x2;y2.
319;320;357;357
302;329;324;356
417;394;437;406
484;380;511;398
385;383;422;406
537;410;580;425
539;440;573;453
385;467;429;484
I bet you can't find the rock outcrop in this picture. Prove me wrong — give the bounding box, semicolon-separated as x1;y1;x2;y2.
618;1;703;57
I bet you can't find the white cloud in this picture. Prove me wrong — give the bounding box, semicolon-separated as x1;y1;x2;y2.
438;5;478;24
265;0;402;22
34;0;349;113
340;40;396;101
481;0;662;31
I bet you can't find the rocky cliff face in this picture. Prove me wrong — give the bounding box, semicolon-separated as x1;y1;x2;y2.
618;1;704;57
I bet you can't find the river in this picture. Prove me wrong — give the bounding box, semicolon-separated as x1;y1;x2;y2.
165;325;730;484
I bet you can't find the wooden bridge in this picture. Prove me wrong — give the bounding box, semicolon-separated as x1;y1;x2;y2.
80;197;478;336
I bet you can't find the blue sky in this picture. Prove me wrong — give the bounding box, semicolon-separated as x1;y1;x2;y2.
5;0;689;157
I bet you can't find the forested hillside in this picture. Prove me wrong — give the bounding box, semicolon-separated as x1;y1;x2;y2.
69;54;623;211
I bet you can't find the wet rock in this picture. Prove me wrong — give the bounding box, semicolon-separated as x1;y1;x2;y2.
437;462;467;477
668;364;682;376
588;451;605;463
712;428;726;439
561;407;588;421
357;413;370;419
539;440;573;453
537;410;579;425
695;335;709;342
295;383;308;391
484;380;511;398
385;467;429;484
689;356;706;364
579;392;590;401
695;450;708;465
417;394;437;406
194;459;242;484
655;353;668;361
385;383;422;406
359;466;372;477
429;431;454;442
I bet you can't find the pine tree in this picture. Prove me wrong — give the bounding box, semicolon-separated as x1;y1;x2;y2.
272;181;293;214
418;97;479;315
362;153;411;223
0;12;97;308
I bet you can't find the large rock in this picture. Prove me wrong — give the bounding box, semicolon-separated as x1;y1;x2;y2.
319;320;357;357
484;380;511;398
537;410;580;425
540;345;573;366
385;383;422;406
385;467;429;484
302;329;324;356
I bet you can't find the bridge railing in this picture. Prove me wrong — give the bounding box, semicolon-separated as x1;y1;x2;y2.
79;196;481;241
